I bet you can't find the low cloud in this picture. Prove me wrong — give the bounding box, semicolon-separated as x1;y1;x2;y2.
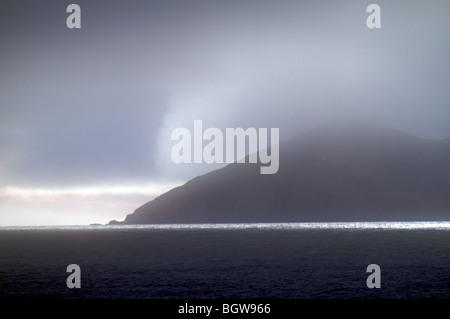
1;0;449;225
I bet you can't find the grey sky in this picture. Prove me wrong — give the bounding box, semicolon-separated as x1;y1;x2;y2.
1;0;449;225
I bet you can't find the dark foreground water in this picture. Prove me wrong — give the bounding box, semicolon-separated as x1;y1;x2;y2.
0;222;449;299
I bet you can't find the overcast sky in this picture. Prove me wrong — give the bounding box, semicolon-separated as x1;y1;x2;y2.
1;0;449;225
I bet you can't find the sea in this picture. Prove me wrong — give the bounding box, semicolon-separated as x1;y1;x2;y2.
0;222;449;299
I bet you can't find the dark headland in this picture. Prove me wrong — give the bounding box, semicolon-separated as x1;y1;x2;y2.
110;123;450;224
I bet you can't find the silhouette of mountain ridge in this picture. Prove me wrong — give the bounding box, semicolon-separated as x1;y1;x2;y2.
112;123;450;224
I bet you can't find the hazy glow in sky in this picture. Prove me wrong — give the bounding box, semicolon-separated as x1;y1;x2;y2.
1;0;449;225
0;182;182;226
0;184;182;198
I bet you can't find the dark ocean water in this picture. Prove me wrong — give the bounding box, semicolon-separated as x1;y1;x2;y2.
0;222;449;299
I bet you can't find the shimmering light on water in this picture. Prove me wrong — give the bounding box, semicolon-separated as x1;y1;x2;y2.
1;221;449;231
1;221;449;298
